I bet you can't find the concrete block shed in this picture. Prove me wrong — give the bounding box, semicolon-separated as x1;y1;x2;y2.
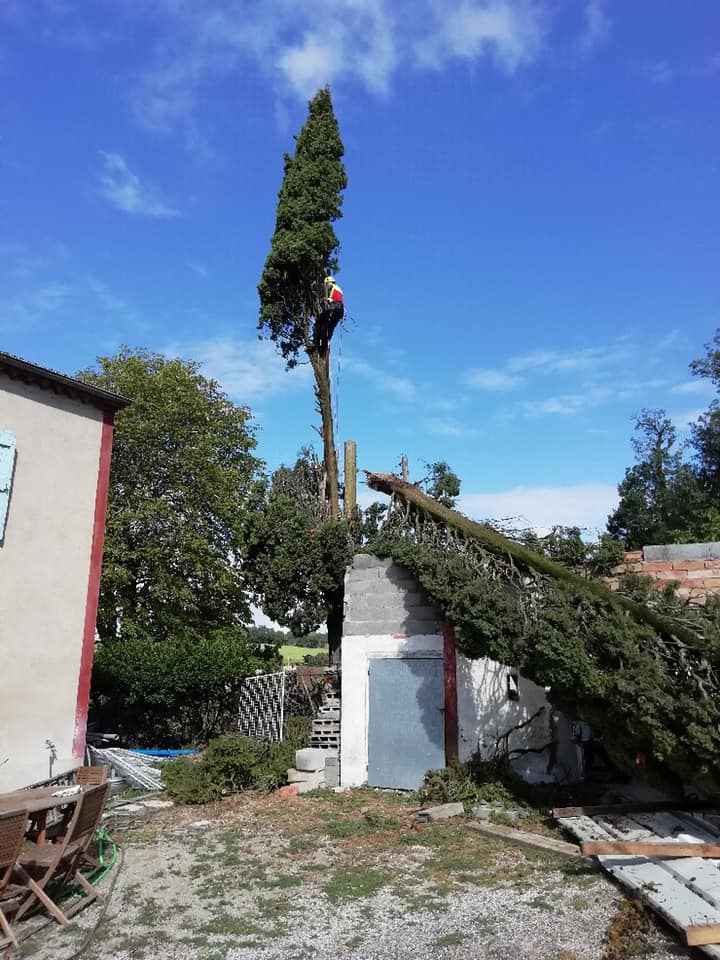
340;554;580;790
0;352;128;791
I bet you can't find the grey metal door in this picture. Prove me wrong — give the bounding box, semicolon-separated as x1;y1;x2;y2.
367;657;445;790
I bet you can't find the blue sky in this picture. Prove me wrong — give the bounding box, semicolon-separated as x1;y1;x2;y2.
1;0;718;534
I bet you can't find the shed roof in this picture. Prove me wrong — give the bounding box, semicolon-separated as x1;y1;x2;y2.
0;351;130;414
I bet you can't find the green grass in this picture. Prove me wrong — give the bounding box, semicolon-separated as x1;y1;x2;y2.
323;867;390;901
434;932;467;948
279;644;321;663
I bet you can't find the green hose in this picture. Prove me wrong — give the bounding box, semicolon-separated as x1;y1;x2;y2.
84;828;118;886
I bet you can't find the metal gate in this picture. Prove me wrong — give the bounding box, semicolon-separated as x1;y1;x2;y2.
367;657;445;790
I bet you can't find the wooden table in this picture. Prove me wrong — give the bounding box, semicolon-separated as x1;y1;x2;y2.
0;785;85;844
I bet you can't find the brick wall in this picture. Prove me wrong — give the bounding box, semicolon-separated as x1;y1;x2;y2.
606;546;720;604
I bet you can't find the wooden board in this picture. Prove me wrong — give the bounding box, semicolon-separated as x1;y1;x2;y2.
582;841;720;858
552;799;718;820
686;923;720;946
466;820;581;858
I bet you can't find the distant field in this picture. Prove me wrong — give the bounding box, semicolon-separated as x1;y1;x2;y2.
279;644;321;663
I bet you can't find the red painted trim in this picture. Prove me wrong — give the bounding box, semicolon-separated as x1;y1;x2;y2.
442;622;459;765
73;411;114;757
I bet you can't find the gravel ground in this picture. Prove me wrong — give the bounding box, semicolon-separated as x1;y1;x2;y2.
14;791;692;960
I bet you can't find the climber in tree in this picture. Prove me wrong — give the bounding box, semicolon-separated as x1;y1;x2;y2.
315;275;344;350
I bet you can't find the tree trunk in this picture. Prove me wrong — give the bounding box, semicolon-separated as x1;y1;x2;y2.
312;349;340;520
364;471;703;649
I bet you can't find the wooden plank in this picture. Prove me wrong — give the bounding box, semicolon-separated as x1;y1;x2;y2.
466;820;582;858
686;923;720;946
583;841;720;858
600;856;720;958
552;799;718;820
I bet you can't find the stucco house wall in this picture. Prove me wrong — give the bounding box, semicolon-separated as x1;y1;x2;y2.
340;554;579;789
0;358;124;791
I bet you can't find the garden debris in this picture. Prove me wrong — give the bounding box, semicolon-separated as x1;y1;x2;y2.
557;804;720;956
88;746;163;790
416;802;464;823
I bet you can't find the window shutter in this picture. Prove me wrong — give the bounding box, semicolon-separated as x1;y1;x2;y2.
0;429;16;540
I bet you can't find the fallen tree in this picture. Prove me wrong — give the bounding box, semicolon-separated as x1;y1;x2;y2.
366;472;720;796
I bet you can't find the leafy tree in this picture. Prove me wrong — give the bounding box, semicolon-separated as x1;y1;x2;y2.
91;631;275;745
258;87;347;519
690;328;720;504
246;625;287;647
80;347;262;644
607;409;704;548
243;451;352;654
422;460;461;509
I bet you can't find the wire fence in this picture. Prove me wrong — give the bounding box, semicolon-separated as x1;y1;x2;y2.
237;669;325;743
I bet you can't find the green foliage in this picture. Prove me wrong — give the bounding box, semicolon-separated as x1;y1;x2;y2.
418;758;528;811
607;409;706;548
258;87;347;368
243;452;352;643
690;329;720;501
422;461;461;510
373;520;720;796
257;88;348;520
92;631;275;745
80;347;261;645
161;757;218;805
608;331;720;547
519;527;625;577
163;717;313;804
302;651;328;665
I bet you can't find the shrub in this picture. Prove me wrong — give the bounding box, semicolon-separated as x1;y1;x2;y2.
418;755;534;812
203;734;266;793
163;716;314;804
91;630;278;745
161;757;219;805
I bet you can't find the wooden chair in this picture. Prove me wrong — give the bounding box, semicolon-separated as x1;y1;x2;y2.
75;766;109;787
13;783;109;925
0;809;29;950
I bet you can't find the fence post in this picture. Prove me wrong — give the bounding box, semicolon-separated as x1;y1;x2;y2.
279;670;286;742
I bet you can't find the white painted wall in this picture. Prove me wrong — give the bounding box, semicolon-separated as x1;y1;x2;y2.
340;633;443;788
341;637;579;787
0;378;103;791
457;654;565;782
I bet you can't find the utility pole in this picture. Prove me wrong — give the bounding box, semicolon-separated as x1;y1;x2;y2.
344;440;357;516
401;455;409;483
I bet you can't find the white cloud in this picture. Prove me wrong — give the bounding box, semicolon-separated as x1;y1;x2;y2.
670;407;705;432
125;0;548;132
578;0;610;54
458;482;619;534
415;0;545;72
466;342;630;395
98;152;179;218
524;389;609;416
345;355;417;401
187;262;209;279
164;336;312;402
425;416;481;438
671;380;715;396
465;368;521;390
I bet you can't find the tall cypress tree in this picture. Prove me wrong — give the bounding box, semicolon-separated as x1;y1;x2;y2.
258;87;347;519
